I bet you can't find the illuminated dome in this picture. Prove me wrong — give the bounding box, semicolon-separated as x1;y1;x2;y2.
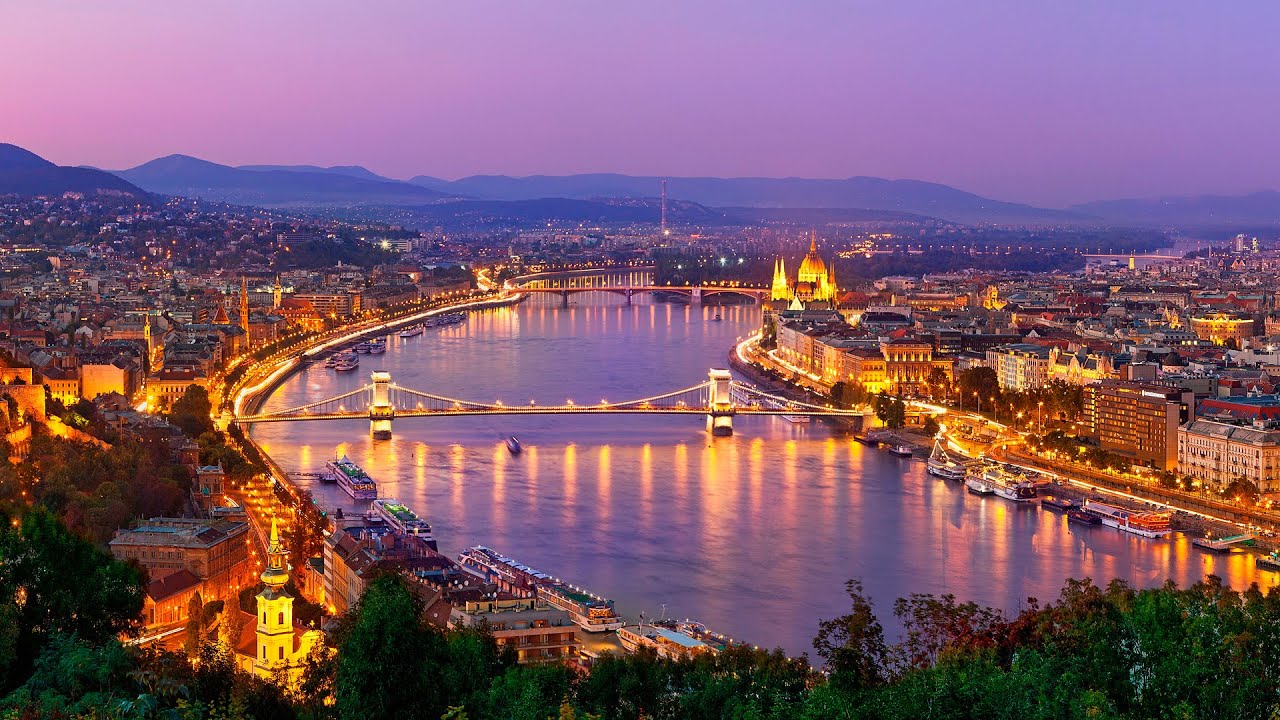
769;230;838;307
797;234;827;281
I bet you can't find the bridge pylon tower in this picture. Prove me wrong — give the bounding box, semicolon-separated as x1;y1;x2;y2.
706;368;734;436
369;371;395;439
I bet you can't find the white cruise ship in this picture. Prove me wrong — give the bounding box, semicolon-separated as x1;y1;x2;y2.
325;455;377;500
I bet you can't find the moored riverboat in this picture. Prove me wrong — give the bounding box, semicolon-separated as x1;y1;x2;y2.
1067;508;1101;525
1257;552;1280;572
1041;496;1075;511
618;619;726;659
326;455;377;500
965;467;995;495
457;546;624;632
1083;500;1172;538
371;498;436;548
926;439;968;481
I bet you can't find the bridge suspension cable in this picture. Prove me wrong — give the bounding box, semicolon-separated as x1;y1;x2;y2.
246;385;371;419
233;371;876;428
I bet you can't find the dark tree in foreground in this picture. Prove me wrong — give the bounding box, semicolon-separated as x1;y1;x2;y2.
0;506;144;691
814;579;889;691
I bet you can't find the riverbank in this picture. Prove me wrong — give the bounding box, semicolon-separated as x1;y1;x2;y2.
231;291;524;419
728;333;865;432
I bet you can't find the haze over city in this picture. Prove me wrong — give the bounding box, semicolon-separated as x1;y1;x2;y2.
5;1;1280;205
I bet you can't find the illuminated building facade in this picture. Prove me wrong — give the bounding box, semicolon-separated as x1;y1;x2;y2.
1179;419;1280;492
769;232;837;309
986;344;1052;391
1082;380;1192;470
1189;312;1254;346
109;517;252;626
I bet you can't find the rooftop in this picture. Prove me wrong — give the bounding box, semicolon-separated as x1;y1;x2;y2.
110;517;247;549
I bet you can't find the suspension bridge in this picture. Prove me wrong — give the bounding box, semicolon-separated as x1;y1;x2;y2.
234;369;864;438
508;280;769;306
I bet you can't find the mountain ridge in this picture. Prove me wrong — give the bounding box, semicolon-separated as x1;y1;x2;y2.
114;154;445;207
1071;190;1280;226
0;143;144;197
406;173;1080;224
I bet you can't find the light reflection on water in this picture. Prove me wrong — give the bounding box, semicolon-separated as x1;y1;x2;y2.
252;286;1278;654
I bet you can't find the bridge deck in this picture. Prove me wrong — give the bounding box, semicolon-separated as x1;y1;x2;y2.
237;407;862;423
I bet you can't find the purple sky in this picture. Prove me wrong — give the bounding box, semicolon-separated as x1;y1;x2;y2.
3;1;1278;206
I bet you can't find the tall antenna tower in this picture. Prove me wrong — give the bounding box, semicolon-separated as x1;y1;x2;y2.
660;179;668;237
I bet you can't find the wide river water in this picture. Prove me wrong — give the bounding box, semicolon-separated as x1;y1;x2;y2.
252;274;1274;655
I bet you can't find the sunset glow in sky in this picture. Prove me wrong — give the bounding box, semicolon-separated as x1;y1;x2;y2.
4;1;1278;205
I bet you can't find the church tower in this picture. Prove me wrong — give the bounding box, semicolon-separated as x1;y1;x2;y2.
272;275;283;310
254;518;295;674
770;257;790;302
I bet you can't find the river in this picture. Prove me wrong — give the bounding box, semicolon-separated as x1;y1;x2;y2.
250;273;1275;655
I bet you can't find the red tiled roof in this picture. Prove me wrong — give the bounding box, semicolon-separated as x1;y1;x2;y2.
147;568;202;602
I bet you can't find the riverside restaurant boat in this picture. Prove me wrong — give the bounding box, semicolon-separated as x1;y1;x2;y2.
398;324;424;338
985;465;1038;503
458;546;625;632
326;455;377;500
1082;500;1172;538
964;468;995;495
371;498;436;549
367;337;387;354
333;356;359;372
926;439;968;481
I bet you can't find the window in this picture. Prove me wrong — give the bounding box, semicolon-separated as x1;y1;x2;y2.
278;612;284;625
279;646;285;660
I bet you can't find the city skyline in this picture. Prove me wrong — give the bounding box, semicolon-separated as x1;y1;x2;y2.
4;1;1280;206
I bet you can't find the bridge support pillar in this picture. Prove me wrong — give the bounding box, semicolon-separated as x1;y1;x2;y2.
706;367;734;436
369;371;395;439
625;288;633;305
691;287;702;305
560;291;569;308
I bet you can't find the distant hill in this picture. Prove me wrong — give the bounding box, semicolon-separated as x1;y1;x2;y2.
238;164;392;182
721;206;946;225
331;197;729;230
114;155;445;207
1072;191;1280;227
0;143;143;197
407;173;1078;224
